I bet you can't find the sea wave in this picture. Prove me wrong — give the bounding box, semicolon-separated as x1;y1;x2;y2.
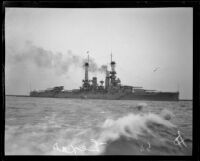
5;102;192;155
97;111;191;155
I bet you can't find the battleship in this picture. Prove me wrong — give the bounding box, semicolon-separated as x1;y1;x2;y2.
30;54;179;101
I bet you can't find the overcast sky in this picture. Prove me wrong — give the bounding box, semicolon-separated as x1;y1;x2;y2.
5;8;193;99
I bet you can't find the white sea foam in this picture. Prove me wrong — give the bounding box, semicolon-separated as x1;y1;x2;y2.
99;112;176;143
5;111;177;155
48;112;177;155
5;96;192;155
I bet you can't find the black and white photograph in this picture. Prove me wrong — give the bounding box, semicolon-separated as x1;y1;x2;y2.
4;6;193;155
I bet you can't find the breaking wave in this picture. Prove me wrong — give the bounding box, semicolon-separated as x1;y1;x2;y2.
49;112;188;155
98;112;192;155
5;101;192;155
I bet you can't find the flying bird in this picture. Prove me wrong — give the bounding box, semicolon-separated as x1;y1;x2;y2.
153;67;160;72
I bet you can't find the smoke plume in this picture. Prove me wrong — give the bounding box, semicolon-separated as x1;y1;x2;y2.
84;58;107;73
7;41;108;75
99;65;108;73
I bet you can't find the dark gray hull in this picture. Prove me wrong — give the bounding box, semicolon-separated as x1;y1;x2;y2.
30;91;179;101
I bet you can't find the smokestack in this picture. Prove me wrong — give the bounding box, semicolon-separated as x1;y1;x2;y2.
105;67;110;90
92;77;97;89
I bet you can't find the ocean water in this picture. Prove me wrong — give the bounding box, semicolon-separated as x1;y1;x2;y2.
5;96;192;155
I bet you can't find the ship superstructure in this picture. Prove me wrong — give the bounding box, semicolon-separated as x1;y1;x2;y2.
30;54;179;101
80;54;124;93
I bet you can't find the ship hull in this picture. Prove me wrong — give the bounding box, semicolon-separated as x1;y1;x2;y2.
30;91;179;101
